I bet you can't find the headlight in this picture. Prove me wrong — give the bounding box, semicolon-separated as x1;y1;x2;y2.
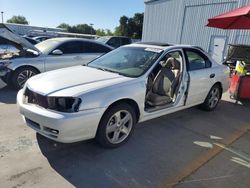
47;97;82;113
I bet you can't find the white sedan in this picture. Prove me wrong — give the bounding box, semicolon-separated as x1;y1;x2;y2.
17;42;230;148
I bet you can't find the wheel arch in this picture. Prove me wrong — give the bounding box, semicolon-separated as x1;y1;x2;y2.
13;65;41;74
102;98;141;123
213;81;223;98
10;65;41;89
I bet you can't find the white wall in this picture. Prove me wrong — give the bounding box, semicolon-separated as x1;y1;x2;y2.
143;0;250;52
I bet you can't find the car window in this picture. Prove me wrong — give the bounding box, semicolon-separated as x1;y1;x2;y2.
107;37;121;48
86;42;111;53
185;49;211;71
57;41;83;54
88;47;163;77
120;38;131;45
157;50;183;73
96;37;110;43
36;39;60;53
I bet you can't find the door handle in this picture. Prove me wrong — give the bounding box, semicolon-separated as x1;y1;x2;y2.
210;73;215;78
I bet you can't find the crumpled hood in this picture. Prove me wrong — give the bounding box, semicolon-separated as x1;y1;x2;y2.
27;66;132;96
0;23;39;52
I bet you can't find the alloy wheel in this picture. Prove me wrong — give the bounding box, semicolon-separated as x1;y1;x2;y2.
17;70;36;87
106;110;133;144
208;87;220;109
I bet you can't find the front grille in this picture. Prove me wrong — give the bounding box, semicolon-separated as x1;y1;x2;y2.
24;88;48;108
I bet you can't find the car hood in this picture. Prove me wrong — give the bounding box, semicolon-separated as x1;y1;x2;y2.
27;66;133;96
0;24;39;52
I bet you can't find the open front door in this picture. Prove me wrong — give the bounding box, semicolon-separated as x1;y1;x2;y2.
144;50;188;112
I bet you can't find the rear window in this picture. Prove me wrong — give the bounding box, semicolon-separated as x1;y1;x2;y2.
185;49;212;71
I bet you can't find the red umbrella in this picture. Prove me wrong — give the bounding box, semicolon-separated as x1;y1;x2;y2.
207;4;250;29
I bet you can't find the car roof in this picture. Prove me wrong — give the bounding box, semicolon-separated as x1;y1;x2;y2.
45;37;112;47
128;42;205;51
137;42;172;47
33;36;51;39
46;37;89;42
98;36;131;39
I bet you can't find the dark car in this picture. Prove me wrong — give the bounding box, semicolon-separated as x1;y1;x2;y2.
22;36;38;45
33;36;53;43
96;36;132;48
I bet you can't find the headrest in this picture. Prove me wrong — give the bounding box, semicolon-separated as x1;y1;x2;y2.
172;58;180;70
160;57;174;68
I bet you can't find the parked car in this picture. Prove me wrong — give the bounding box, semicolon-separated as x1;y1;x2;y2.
33;36;53;43
17;42;230;148
96;36;132;48
0;25;113;89
22;36;38;45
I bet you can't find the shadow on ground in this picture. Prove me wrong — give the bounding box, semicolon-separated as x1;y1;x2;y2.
37;99;250;188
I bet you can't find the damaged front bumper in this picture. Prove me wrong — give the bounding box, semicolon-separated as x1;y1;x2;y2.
0;66;10;77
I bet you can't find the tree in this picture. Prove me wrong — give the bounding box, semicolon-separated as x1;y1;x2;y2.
96;29;107;36
132;13;144;39
114;13;144;39
71;24;95;34
56;23;95;34
96;29;113;36
114;26;122;36
57;23;70;30
105;29;113;36
7;15;29;25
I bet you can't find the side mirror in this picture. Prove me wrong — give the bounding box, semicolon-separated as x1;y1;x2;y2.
26;49;39;56
52;49;63;55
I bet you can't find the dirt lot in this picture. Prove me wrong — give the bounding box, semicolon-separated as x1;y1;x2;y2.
0;80;249;188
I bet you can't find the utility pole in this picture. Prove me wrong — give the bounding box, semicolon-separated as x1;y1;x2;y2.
90;23;94;35
1;11;4;23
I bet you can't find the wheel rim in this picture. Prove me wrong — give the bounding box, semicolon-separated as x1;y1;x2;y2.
208;87;220;109
17;70;36;87
106;110;133;144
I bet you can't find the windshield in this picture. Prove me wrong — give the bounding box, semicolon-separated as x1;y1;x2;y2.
88;46;163;77
35;39;60;53
96;37;110;43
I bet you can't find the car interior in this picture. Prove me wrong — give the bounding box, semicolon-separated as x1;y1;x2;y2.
145;51;183;111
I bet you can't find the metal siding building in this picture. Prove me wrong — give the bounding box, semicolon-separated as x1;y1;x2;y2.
142;0;250;62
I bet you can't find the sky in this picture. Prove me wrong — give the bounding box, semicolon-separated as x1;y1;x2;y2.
0;0;145;31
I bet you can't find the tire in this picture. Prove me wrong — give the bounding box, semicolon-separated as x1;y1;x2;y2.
1;72;11;84
0;77;7;84
95;103;136;148
201;84;222;111
11;67;39;90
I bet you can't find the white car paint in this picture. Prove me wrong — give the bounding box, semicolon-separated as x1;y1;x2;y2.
17;43;230;143
6;38;112;72
0;26;113;88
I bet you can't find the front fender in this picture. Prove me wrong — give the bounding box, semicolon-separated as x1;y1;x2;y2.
78;79;146;116
7;56;46;72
